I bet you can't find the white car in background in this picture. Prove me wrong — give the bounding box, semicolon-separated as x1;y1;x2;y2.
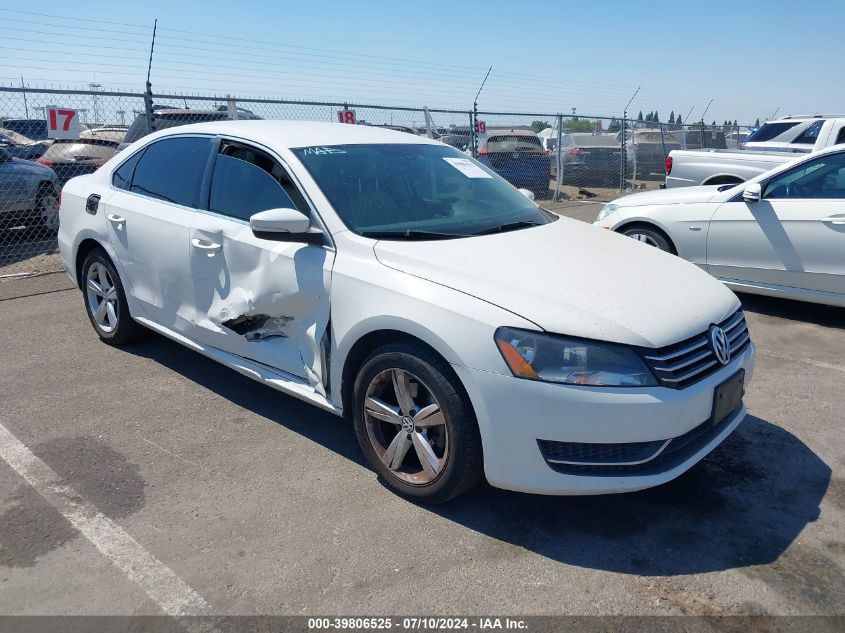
59;121;754;502
596;146;845;307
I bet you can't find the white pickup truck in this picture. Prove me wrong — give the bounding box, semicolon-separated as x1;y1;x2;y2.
666;116;845;188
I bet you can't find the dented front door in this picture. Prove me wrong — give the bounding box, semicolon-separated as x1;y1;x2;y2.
186;213;334;389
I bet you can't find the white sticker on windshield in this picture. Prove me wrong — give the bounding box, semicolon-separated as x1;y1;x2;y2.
442;157;493;178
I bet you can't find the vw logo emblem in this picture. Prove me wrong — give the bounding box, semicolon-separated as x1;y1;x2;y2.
709;326;731;365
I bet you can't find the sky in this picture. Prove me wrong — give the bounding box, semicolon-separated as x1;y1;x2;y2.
2;0;843;125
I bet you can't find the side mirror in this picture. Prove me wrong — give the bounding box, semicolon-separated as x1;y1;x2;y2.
518;188;536;201
249;208;322;243
742;182;761;203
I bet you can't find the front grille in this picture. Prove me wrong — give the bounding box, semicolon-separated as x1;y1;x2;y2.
640;310;751;389
539;405;742;477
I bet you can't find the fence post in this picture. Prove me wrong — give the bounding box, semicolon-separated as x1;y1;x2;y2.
143;80;154;135
553;114;563;201
619;115;626;191
469;110;477;159
227;95;239;120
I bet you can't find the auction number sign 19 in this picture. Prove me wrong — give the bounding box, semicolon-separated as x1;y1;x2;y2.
337;110;356;124
46;106;80;139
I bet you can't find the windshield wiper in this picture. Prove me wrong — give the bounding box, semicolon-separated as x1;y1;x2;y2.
359;229;467;241
469;220;544;236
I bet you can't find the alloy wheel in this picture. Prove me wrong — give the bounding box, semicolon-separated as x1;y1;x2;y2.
40;194;59;231
627;232;659;247
363;368;449;485
85;262;119;333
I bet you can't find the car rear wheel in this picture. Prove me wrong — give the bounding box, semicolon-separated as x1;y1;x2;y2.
352;342;483;503
82;248;146;345
622;226;673;252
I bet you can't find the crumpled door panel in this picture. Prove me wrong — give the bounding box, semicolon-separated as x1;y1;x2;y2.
188;222;333;392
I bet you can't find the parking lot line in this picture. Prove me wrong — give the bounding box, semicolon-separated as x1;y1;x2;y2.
759;348;845;373
0;421;211;617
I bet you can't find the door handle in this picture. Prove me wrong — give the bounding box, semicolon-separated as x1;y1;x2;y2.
821;214;845;225
107;214;125;229
191;238;222;255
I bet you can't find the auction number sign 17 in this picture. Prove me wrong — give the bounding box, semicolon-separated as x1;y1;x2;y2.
46;106;80;139
337;110;356;124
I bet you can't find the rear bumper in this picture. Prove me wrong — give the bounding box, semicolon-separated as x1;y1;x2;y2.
453;342;755;495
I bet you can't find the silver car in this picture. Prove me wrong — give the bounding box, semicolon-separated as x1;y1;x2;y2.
0;146;60;231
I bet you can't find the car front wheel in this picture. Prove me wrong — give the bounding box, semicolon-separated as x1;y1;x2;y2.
81;248;146;345
352;342;483;503
622;226;673;253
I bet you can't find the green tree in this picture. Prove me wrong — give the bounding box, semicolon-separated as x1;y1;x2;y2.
754;118;760;127
562;119;595;132
653;110;660;123
637;110;644;122
608;118;621;132
668;110;675;125
531;120;551;133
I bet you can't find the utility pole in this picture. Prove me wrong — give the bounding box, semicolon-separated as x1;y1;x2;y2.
620;86;640;191
700;98;714;123
20;75;28;118
471;66;492;159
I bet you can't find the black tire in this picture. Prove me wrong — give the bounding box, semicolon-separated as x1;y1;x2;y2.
621;225;674;253
352;342;483;503
81;247;146;345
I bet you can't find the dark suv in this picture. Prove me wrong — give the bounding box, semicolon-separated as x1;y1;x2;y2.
120;107;262;148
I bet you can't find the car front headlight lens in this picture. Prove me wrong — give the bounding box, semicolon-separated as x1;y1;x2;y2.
596;203;619;222
494;327;658;387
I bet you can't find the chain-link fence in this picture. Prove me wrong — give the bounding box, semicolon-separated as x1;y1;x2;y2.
0;85;748;267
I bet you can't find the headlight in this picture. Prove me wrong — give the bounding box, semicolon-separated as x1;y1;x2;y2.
494;327;658;387
596;203;619;222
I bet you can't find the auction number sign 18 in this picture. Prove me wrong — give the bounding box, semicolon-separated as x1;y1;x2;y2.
337;110;356;124
46;106;80;139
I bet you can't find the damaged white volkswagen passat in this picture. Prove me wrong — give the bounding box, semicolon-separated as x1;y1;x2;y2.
59;121;755;503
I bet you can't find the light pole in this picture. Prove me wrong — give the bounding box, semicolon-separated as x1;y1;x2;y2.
89;82;102;126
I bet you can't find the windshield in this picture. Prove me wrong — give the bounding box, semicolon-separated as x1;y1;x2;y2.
292;143;554;238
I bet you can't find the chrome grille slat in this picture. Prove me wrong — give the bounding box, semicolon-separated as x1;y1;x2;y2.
728;323;748;343
722;311;744;333
641;309;750;389
643;338;708;362
652;349;714;373
658;360;719;384
731;332;750;351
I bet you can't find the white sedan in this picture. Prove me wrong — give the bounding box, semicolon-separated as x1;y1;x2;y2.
59;121;754;502
596;146;845;307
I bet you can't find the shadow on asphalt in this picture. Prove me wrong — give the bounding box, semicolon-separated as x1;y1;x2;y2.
128;332;830;578
738;292;844;330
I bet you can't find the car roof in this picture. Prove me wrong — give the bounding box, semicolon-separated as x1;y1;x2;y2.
143;120;441;148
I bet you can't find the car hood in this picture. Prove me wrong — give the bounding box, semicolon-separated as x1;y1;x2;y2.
373;216;739;348
614;185;723;207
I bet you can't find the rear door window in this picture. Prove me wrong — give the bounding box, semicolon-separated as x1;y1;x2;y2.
792;120;824;146
129;136;211;207
112;150;145;191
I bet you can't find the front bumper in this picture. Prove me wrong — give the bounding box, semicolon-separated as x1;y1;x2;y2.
453;342;755;495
